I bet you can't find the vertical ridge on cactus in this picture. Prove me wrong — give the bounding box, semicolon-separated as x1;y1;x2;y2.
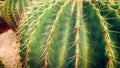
11;0;20;26
18;2;54;68
25;1;68;67
1;0;26;30
83;1;106;68
1;0;17;29
91;1;120;68
42;0;70;67
93;3;116;68
0;2;11;34
74;0;82;67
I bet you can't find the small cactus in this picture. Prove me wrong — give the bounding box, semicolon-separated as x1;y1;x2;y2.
0;0;120;68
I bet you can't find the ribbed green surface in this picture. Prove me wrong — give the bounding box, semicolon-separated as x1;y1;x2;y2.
0;0;120;68
91;1;120;68
18;0;120;68
1;0;17;29
83;2;107;68
20;0;120;68
1;0;26;30
19;2;53;67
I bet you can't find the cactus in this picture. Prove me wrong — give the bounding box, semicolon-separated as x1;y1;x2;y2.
0;0;10;33
0;0;120;68
0;0;26;30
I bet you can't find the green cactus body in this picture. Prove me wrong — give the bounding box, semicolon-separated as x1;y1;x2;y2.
22;1;68;67
17;0;120;68
92;1;120;68
19;3;54;68
18;0;26;18
1;0;17;29
1;0;26;30
83;1;107;68
0;1;11;33
0;0;120;68
11;0;20;26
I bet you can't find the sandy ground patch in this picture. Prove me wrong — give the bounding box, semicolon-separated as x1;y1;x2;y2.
0;29;21;68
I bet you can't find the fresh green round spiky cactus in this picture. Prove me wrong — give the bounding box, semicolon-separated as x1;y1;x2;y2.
0;0;120;68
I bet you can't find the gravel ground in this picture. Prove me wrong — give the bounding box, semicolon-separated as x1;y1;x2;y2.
0;29;21;68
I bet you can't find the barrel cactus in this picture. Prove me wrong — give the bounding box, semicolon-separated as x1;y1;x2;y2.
0;0;120;68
